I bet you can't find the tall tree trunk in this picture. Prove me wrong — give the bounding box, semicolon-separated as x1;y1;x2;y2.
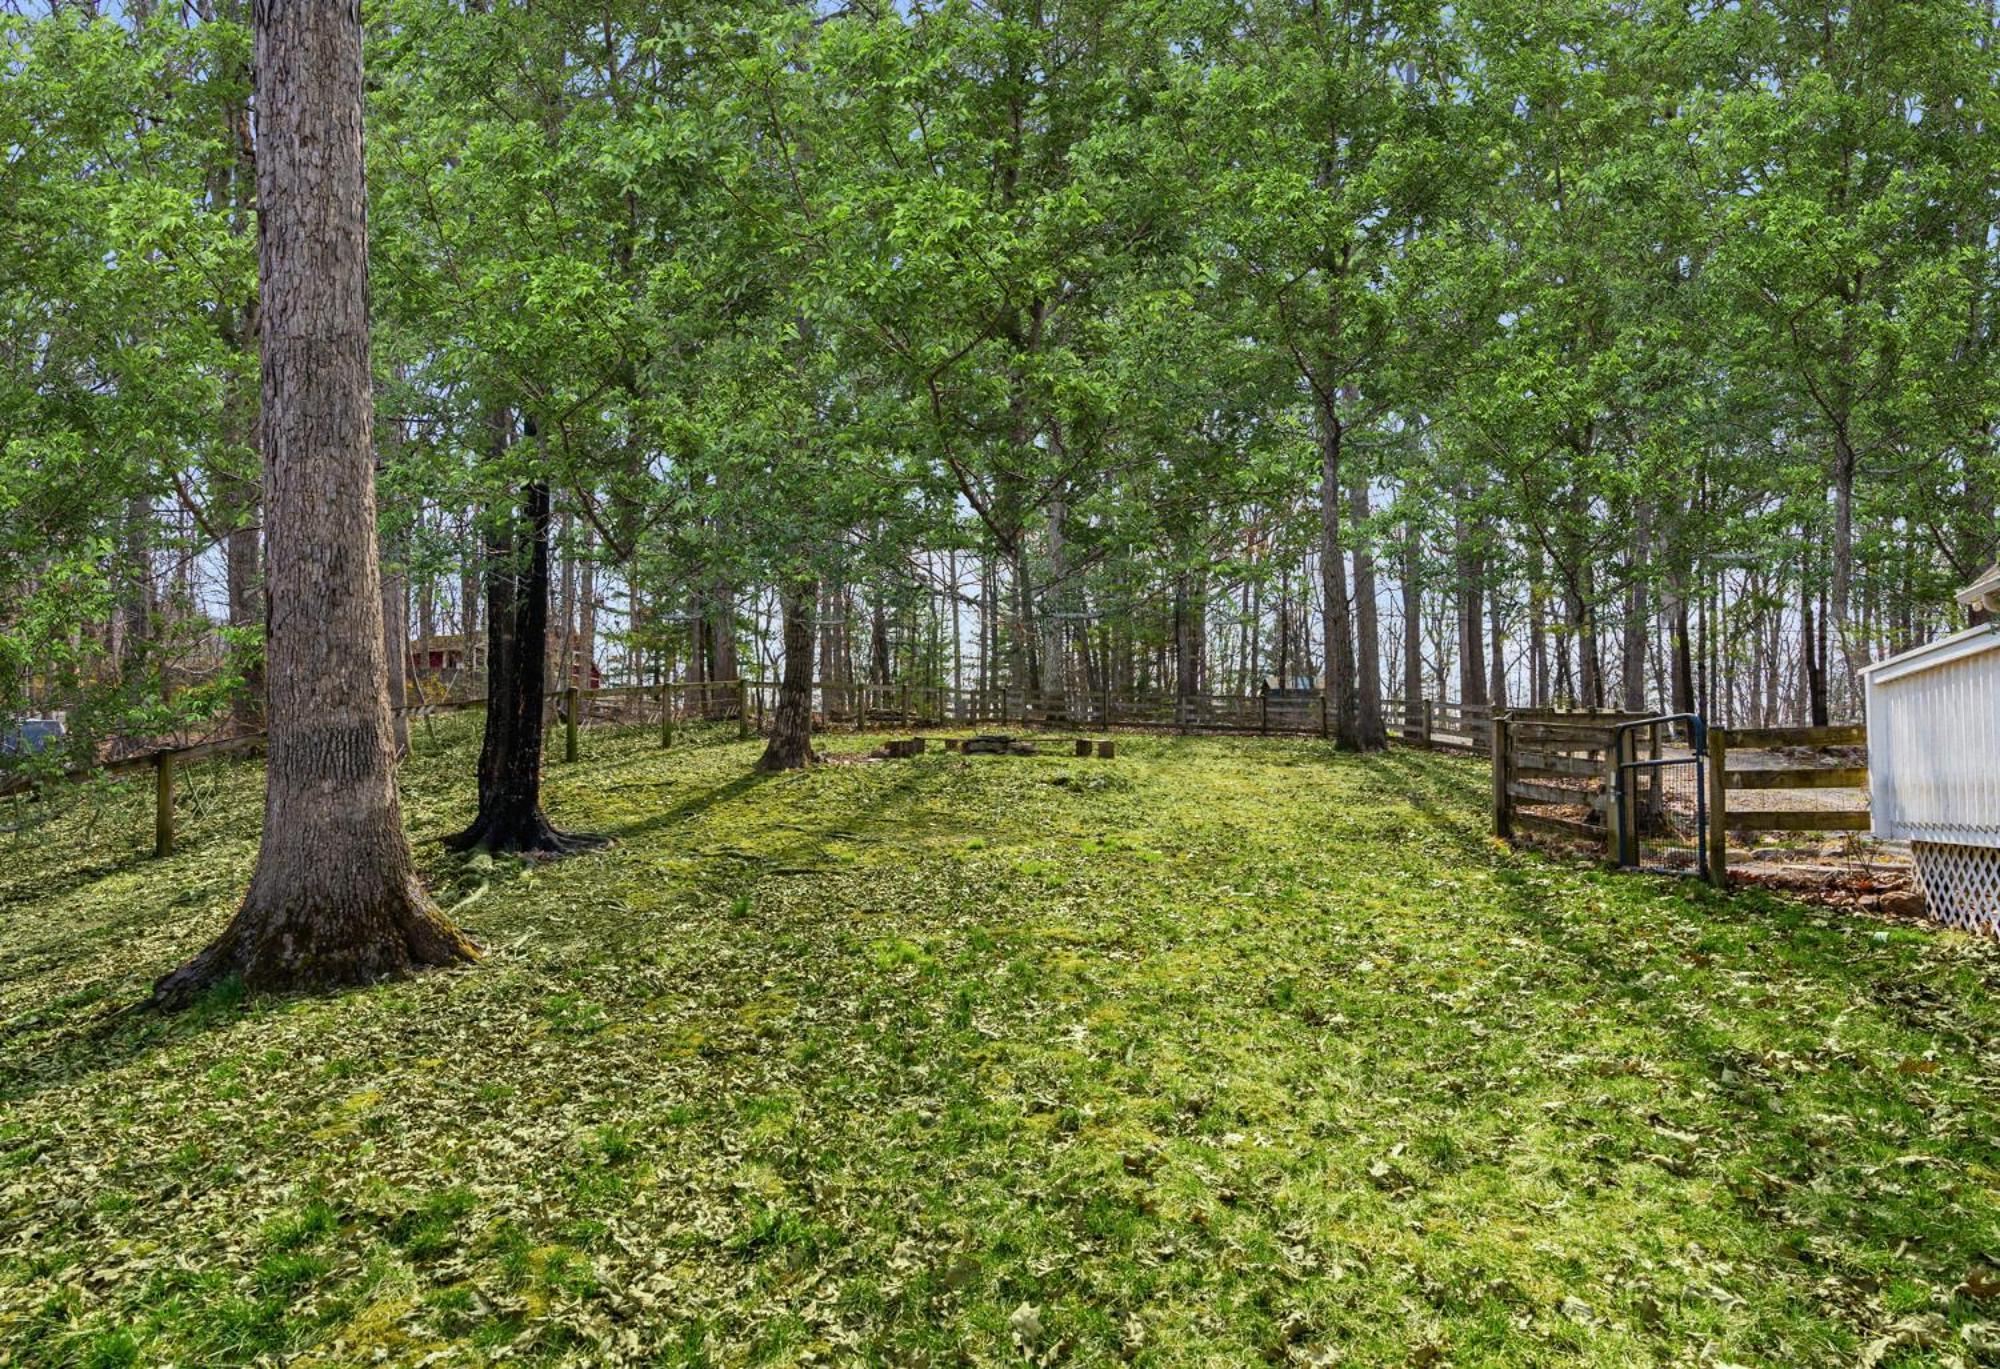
557;509;577;693
381;511;410;759
1802;550;1830;726
1528;541;1550;707
1348;474;1385;747
1621;510;1650;713
975;562;992;698
446;434;604;856
1455;497;1489;710
869;590;891;684
1248;569;1264;691
757;580;818;771
711;583;739;685
948;548;962;696
1316;400;1360;748
820;576;847;719
155;0;474;1006
459;507;481;678
1400;516;1422;725
1487;580;1508;712
416;534;436;643
578;525;597;687
116;492;154;683
1236;572;1253;695
1830;423;1858;676
223;485;263;727
1557;565;1582;708
687;584;708;692
1274;571;1291;682
1011;549;1038;698
1576;552;1604;709
1174;573;1199;700
1670;587;1695;720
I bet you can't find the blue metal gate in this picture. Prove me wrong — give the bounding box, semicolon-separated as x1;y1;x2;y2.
1611;714;1710;878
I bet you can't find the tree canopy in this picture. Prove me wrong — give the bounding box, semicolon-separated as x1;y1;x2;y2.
4;0;1996;763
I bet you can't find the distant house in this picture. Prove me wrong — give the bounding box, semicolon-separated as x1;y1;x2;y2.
408;634;601;690
409;634;481;677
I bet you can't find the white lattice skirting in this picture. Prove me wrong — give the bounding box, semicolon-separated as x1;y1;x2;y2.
1914;841;2000;935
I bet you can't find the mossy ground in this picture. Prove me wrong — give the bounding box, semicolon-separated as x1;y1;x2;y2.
4;719;2000;1366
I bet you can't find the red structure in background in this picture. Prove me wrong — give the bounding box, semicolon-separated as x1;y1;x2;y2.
409;635;601;691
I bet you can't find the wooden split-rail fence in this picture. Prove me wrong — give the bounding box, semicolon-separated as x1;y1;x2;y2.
7;671;1867;889
5;679;1504;862
1702;723;1870;886
1489;710;1871;886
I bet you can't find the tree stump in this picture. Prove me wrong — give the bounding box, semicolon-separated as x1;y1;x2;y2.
1097;740;1117;759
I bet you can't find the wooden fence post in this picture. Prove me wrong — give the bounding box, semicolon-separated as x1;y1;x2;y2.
900;682;910;727
661;684;675;748
1601;728;1623;864
1612;726;1640;867
1491;717;1511;839
1421;699;1434;749
1707;728;1729;889
153;752;175;858
738;680;751;740
1260;691;1269;735
1318;693;1329;739
565;686;580;762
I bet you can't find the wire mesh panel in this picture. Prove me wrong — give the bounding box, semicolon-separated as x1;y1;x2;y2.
1613;716;1709;877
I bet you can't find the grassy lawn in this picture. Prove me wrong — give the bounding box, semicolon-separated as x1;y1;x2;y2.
5;721;2000;1366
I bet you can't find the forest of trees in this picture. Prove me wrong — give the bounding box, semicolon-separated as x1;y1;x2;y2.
5;0;1997;766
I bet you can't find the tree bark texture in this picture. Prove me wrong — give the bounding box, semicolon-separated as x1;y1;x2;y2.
1316;400;1360;748
155;0;474;1006
757;580;819;772
1400;518;1422;724
382;514;410;759
1348;472;1385;748
446;466;604;857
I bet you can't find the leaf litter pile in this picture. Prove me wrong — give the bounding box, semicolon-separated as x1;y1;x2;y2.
5;720;2000;1366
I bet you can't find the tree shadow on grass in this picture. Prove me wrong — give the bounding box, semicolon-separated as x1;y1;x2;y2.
1475;860;2000;1295
630;761;940;869
0;845;154;916
1361;739;2000;1298
1362;747;1492;846
0;972;270;1108
599;770;777;845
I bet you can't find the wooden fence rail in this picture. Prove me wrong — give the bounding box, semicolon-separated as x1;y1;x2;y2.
0;696;491;856
10;681;1516;861
1490;713;1627;855
1705;724;1869;888
1487;714;1871;882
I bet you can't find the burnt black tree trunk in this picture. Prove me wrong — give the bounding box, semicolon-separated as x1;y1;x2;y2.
1802;552;1831;726
446;451;605;857
757;580;818;772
